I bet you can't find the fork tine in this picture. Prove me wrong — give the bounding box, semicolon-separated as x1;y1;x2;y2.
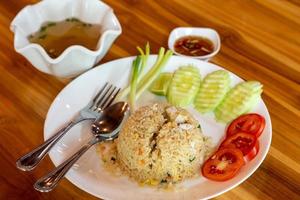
91;82;108;106
104;88;121;108
91;83;112;110
97;85;117;109
103;88;121;109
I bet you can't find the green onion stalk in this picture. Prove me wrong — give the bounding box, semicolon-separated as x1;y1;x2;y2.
136;49;173;99
117;42;150;100
117;44;173;108
129;56;142;111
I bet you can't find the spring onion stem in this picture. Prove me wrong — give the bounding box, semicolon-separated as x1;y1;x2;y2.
117;43;149;101
137;42;150;79
117;44;172;103
137;47;165;88
129;56;142;111
136;49;173;99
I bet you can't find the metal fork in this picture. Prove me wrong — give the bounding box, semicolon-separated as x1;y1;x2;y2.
16;82;120;171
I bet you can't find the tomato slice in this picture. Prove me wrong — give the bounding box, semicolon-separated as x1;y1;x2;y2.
220;132;257;159
202;148;245;181
227;113;266;138
244;140;259;162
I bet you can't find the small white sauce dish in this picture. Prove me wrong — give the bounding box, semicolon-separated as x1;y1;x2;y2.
10;0;122;78
168;27;221;61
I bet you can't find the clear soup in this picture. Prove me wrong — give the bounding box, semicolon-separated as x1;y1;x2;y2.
28;18;102;58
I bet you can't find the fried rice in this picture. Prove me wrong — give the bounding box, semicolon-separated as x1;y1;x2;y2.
115;103;212;185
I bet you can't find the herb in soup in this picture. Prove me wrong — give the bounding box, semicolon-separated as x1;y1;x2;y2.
28;18;101;58
174;36;214;57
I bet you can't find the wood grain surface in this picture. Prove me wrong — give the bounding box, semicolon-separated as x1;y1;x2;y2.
1;0;300;199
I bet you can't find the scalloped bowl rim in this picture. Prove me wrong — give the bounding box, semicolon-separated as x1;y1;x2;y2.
10;0;122;64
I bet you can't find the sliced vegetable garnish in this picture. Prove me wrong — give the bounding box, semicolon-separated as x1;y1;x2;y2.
150;72;173;96
167;65;201;106
194;70;230;113
220;132;257;158
227;113;265;138
202;148;245;181
214;81;263;123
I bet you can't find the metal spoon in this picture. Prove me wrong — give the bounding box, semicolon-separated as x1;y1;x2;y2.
34;102;129;192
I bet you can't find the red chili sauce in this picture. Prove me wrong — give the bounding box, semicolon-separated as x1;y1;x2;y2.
174;36;214;56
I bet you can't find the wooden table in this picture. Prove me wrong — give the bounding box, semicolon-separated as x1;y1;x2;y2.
1;0;300;199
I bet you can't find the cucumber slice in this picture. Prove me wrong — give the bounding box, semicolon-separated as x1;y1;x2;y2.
214;81;263;123
150;72;173;96
194;70;231;113
167;66;201;106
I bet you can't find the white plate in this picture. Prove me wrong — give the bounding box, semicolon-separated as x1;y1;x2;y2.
45;55;272;200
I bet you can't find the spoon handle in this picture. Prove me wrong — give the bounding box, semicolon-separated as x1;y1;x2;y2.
16;118;85;171
34;137;101;192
